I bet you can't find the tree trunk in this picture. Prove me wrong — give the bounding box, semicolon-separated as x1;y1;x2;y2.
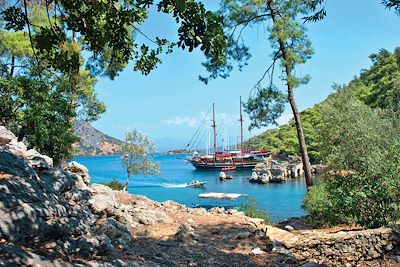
287;88;313;187
10;54;15;78
267;0;313;187
123;173;130;192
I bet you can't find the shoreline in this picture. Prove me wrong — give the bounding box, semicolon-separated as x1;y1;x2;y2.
0;128;398;266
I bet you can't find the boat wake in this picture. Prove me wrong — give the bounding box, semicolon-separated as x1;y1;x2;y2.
161;183;189;188
130;182;189;188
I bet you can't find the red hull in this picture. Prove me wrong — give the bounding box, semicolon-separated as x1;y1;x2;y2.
222;166;236;171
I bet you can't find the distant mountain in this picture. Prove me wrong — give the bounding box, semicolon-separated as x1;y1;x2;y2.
74;121;122;156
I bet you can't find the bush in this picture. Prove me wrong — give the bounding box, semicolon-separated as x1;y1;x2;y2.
303;181;353;227
239;196;271;224
104;178;124;191
305;88;400;228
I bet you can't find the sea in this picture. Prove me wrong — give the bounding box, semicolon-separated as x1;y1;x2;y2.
73;153;312;223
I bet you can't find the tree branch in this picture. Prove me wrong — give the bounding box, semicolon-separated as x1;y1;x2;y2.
22;0;39;64
132;25;159;46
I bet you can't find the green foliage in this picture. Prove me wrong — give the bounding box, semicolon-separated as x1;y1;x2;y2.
244;85;286;129
353;48;400;109
302;1;400;23
383;0;400;15
1;0;228;79
121;129;160;188
303;182;353;227
245;48;400;164
104;178;124;191
305;88;400;228
0;4;107;165
0;0;229;165
239;196;271;224
203;0;315;125
244;106;322;163
0;76;79;165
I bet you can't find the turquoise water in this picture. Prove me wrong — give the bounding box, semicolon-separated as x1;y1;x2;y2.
74;154;309;222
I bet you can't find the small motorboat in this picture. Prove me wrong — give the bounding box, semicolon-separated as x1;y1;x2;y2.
219;171;234;180
187;180;207;188
222;166;236;171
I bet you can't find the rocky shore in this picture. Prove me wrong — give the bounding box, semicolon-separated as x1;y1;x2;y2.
1;126;400;266
250;154;325;184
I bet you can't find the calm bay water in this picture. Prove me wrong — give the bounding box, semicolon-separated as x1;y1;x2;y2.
74;154;310;222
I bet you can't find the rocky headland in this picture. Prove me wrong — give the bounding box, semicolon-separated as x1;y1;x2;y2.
250;154;326;184
74;121;122;156
1;126;399;266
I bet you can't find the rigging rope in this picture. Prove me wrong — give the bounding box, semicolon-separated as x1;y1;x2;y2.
181;105;212;151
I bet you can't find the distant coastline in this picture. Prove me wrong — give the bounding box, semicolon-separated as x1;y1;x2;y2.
165;149;196;155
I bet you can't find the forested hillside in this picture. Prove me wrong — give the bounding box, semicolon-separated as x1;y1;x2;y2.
244;48;400;163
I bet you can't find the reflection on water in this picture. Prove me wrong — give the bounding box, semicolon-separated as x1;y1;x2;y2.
74;154;320;222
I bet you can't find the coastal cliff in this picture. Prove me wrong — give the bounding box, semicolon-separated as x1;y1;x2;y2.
1;126;399;266
74;121;122;156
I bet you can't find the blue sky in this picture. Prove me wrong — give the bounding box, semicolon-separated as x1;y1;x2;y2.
92;0;400;152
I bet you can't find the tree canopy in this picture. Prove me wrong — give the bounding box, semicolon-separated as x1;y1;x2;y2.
0;0;229;79
245;48;400;163
121;129;159;191
0;0;230;164
305;87;400;228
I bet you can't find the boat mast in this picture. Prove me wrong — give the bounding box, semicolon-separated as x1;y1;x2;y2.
239;96;244;152
212;103;217;157
205;123;209;154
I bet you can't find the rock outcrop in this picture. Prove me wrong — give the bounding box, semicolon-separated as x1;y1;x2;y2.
0;126;15;144
250;161;290;183
0;127;53;168
250;155;305;184
64;161;91;184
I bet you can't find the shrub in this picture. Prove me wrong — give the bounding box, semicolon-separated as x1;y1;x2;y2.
305;87;400;228
239;196;271;224
303;181;353;227
104;178;124;191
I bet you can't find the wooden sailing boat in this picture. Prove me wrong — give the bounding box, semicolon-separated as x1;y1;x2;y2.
188;97;271;170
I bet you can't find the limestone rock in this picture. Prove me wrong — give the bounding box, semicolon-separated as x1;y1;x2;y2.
312;164;326;175
209;207;225;214
0;151;38;180
89;184;173;227
266;224;400;266
65;161;90;184
250;170;272;184
260;172;272;183
97;218;133;252
269;167;287;183
0;130;53;169
0;126;16;144
251;247;265;255
29;156;50;170
175;223;197;244
289;163;303;178
249;171;259;183
24;149;54;168
0;243;77;267
0;152;93;244
8;138;27;151
285;225;295;232
251;161;289;184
